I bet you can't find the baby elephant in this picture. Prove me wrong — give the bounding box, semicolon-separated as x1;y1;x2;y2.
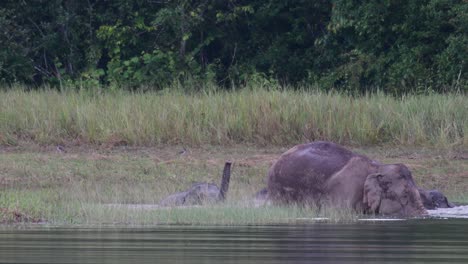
418;188;455;209
159;161;232;207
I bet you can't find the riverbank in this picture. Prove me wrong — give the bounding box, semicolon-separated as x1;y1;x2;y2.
1;144;466;225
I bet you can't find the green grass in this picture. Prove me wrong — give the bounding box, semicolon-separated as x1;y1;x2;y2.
0;87;466;225
0;88;466;147
49;203;362;226
0;145;466;225
0;186;362;225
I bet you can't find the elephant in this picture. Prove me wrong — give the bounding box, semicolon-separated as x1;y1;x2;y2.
267;141;428;217
255;186;455;211
418;188;455;209
159;161;232;207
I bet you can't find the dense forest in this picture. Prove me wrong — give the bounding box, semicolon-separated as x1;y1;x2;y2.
0;0;466;93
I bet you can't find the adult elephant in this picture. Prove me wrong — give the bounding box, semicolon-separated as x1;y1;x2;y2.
267;141;427;217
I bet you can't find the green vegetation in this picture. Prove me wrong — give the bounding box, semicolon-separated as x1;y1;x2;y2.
0;0;466;93
0;88;465;225
1;1;466;225
0;145;357;225
0;88;466;147
0;144;466;225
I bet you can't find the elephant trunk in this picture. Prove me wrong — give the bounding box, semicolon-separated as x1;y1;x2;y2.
218;161;232;201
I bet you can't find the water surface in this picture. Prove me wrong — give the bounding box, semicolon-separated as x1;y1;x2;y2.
1;219;467;264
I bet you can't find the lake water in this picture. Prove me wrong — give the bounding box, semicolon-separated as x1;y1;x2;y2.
1;219;467;264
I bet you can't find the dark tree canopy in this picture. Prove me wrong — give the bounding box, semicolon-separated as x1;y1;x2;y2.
0;0;466;93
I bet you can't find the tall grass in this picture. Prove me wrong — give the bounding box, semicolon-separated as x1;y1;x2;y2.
0;87;466;147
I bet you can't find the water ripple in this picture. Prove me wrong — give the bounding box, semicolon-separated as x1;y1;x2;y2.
0;220;467;264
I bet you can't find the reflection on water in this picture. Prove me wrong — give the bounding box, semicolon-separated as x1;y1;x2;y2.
1;220;467;264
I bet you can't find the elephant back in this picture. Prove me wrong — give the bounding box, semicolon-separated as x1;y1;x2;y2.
267;141;362;203
274;141;357;177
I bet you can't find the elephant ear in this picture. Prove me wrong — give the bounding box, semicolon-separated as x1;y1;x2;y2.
363;173;383;214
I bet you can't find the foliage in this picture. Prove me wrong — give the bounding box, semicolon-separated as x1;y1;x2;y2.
0;88;466;147
0;0;465;93
317;0;467;93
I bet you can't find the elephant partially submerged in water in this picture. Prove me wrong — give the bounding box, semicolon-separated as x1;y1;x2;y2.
159;161;232;207
418;188;454;209
267;142;428;217
255;187;454;211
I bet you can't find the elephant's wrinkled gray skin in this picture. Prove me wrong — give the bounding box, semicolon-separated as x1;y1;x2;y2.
160;161;232;207
418;188;455;209
267;141;427;217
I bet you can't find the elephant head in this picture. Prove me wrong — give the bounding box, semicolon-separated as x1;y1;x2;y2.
363;164;427;216
418;188;455;209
